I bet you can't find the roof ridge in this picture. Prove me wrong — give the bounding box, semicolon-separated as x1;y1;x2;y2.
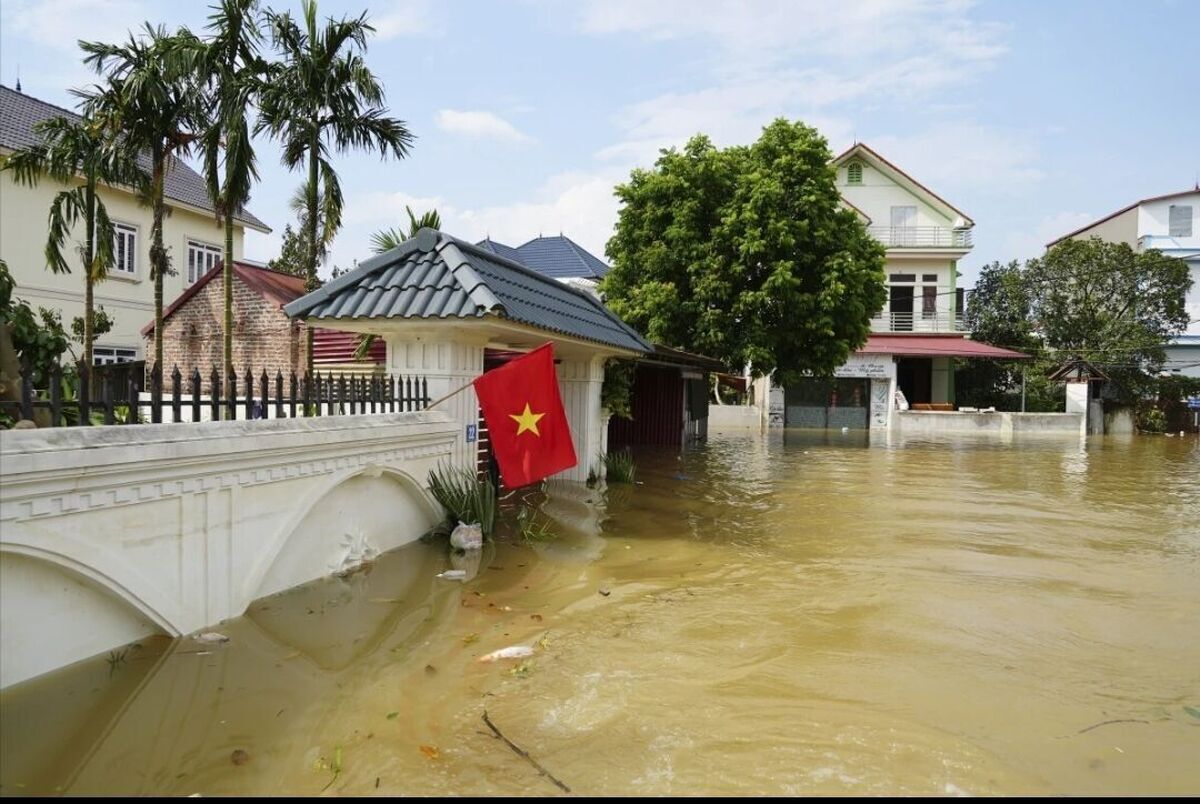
561;235;603;278
833;141;973;226
437;239;505;314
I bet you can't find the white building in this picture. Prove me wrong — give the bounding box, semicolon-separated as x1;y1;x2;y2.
0;85;271;364
756;142;1026;431
1046;189;1200;378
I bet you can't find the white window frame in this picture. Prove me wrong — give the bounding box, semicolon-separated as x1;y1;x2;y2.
92;346;139;366
186;239;224;285
112;222;138;277
847;161;863;184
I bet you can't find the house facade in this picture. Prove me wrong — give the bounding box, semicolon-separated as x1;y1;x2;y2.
1047;190;1200;378
0;85;270;365
142;261;309;386
756;143;1025;431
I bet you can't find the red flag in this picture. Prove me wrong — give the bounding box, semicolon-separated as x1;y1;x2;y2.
473;343;578;488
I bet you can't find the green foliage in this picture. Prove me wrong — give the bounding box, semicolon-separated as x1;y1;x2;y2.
603;448;636;484
427;463;497;538
514;505;556;543
958;242;1193;409
1;260;73;389
602;120;887;382
71;306;114;343
267;223;310;278
601;359;636;420
1137;407;1167;433
370;206;441;254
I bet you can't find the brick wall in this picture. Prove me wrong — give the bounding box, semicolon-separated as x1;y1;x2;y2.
145;272;308;390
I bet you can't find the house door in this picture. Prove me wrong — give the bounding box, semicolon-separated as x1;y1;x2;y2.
890;285;914;331
896;358;932;405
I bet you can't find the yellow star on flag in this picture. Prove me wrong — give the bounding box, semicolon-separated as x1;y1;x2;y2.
509;402;545;437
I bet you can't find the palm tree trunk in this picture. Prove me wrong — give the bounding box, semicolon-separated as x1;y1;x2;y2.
151;145;166;377
84;181;96;368
305;135;319;378
224;208;234;379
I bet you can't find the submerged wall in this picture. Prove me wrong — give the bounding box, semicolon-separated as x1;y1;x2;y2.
895;410;1083;436
0;412;457;689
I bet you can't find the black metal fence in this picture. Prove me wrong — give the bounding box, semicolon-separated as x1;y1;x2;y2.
1;360;429;428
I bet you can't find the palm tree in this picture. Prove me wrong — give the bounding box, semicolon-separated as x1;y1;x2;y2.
368;205;441;254
200;0;264;378
259;0;412;375
80;24;205;378
3;113;146;367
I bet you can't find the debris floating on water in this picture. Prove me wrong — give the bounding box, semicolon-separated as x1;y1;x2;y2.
436;569;467;580
230;749;249;766
450;521;483;551
477;645;535;663
193;632;229;645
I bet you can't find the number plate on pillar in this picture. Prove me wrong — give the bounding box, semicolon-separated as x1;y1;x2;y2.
466;424;477;442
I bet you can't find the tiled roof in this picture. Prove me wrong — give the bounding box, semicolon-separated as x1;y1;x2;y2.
515;234;609;279
142;261;303;336
475;237;525;264
285;228;649;354
0;84;269;232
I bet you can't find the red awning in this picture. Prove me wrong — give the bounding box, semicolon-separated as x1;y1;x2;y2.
858;335;1030;359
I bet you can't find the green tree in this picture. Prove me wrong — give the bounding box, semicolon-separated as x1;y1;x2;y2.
369;206;441;254
267;223;308;277
1027;237;1192;404
201;0;265;377
955;260;1057;410
80;23;205;377
2;113;146;366
602;120;886;382
259;0;413;374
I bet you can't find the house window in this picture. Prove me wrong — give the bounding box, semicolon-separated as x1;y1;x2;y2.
888;273;916;283
112;223;137;276
922;273;938;282
187;240;223;284
1169;205;1193;237
847;162;863;184
93;346;138;365
922;286;937;319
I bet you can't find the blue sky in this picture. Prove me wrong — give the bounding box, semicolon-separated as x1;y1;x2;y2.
2;0;1197;287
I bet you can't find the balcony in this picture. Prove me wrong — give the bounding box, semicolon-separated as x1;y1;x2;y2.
870;310;966;333
868;226;973;249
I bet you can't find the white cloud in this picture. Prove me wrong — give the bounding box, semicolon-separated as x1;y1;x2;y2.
870;123;1045;199
0;0;151;51
371;0;439;40
331;171;621;272
435;109;534;144
1001;211;1095;263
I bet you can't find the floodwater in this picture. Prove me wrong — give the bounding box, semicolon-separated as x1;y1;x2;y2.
2;431;1198;796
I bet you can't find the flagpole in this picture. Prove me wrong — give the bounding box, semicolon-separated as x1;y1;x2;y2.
425;379;475;410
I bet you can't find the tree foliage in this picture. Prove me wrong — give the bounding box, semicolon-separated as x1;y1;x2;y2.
602;120;886;383
259;0;413;375
267;223;309;278
80;23;205;375
958;238;1193;409
369;206;441;254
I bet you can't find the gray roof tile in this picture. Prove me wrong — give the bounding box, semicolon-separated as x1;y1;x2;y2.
515;234;609;279
286;229;649;354
0;84;269;232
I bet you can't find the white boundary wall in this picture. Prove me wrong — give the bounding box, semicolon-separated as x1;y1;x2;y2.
0;412;456;689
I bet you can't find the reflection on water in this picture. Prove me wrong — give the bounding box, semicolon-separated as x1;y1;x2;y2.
2;433;1198;796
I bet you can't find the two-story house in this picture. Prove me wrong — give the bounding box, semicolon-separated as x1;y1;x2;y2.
1046;189;1200;378
0;85;270;365
757;142;1028;430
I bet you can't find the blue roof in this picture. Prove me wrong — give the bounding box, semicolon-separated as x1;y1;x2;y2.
515;235;610;280
475;237;525;265
285;229;648;354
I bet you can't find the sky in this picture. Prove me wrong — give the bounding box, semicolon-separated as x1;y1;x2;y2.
2;0;1197;287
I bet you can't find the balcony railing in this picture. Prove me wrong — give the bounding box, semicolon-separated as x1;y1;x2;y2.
868;226;973;249
870;311;966;333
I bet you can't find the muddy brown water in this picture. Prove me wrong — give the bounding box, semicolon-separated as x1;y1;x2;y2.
2;431;1198;796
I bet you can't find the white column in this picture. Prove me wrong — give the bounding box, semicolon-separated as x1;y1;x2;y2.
555;355;606;483
386;334;484;473
1065;380;1089;438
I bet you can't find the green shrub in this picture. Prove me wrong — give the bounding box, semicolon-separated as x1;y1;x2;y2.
1137;407;1167;434
427;463;497;537
603;448;636;483
514;505;555;543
